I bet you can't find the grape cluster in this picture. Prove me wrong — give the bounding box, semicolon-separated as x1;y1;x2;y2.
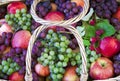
36;1;52;18
56;0;83;19
90;0;118;19
36;30;81;80
76;47;101;75
0;58;21;79
113;53;120;75
3;48;27;75
5;9;32;31
0;6;7;19
0;32;13;54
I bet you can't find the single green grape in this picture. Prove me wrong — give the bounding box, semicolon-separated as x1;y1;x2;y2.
48;56;52;60
7;68;14;75
26;22;31;26
66;48;72;53
44;59;49;65
60;36;66;41
67;53;72;58
53;68;59;73
26;14;31;18
43;53;48;58
46;34;51;39
21;8;27;13
49;51;55;56
16;9;20;14
60;48;66;52
10;14;14;18
51;74;57;80
54;42;60;48
59;68;65;74
48;30;54;34
90;57;95;63
58;55;64;61
57;74;63;79
2;61;8;66
3;66;9;73
44;48;49;53
8;21;13;25
15;13;20;18
57;62;63;67
5;15;10;20
62;62;67;67
71;61;76;66
91;51;96;56
64;57;69;63
60;42;66;47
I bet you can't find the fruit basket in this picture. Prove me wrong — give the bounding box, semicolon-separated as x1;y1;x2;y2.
0;0;120;81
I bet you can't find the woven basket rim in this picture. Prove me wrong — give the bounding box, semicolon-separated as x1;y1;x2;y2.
31;0;89;26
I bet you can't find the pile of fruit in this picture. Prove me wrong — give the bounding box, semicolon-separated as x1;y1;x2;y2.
0;0;120;81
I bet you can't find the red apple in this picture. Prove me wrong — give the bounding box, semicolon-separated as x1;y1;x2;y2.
35;63;50;77
12;30;31;49
99;37;120;58
71;0;84;7
44;11;64;31
7;2;27;14
90;57;114;80
63;66;79;81
113;6;120;21
9;72;24;81
0;23;13;36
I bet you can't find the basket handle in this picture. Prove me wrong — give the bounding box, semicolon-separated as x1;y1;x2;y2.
25;25;88;81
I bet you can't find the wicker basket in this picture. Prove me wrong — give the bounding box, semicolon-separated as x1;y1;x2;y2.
25;0;89;81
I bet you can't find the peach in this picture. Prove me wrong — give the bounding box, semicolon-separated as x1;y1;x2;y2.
12;30;31;49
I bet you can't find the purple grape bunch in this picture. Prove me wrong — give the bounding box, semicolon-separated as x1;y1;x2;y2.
90;0;118;19
0;32;13;53
36;1;52;18
113;53;120;76
56;0;83;19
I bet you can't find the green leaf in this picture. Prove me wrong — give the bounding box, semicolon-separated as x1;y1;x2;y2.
83;22;96;39
83;40;90;46
95;19;116;38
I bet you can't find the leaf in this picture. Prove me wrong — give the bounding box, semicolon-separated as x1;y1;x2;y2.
83;22;96;39
95;19;116;38
83;39;90;46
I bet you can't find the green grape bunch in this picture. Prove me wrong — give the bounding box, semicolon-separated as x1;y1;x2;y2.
0;58;21;78
5;8;32;31
36;29;101;81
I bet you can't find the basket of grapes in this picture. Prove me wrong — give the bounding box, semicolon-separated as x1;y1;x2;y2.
0;0;120;81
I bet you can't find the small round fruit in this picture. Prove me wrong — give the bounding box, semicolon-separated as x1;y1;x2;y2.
35;63;50;77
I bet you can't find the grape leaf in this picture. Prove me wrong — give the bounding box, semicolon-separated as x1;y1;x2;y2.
95;19;116;38
83;22;96;40
83;39;90;46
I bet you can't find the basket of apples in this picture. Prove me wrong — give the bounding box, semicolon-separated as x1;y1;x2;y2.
0;0;120;81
